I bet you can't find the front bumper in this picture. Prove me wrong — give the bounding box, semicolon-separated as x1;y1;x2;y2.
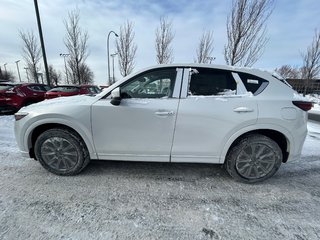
0;105;16;113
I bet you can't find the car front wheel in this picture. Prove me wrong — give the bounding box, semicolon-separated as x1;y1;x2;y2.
225;134;282;183
34;128;90;175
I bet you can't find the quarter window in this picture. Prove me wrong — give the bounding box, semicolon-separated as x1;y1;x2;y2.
237;72;269;95
188;68;236;96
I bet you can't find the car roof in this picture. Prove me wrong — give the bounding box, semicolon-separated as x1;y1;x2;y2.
138;63;273;75
0;82;21;86
52;85;80;88
105;63;275;91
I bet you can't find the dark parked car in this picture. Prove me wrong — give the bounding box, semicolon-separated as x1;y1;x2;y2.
45;85;101;99
0;83;50;113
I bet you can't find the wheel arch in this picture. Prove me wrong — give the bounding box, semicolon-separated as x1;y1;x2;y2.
26;121;97;160
220;127;290;164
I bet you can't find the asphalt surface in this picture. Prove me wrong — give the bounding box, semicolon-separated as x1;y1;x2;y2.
1;117;320;240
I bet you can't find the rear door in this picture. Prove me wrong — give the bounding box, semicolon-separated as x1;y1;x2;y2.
171;67;258;163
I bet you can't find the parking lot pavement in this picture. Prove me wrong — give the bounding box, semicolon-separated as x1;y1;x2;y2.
1;116;320;239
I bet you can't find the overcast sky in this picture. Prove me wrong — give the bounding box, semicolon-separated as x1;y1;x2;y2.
0;0;319;85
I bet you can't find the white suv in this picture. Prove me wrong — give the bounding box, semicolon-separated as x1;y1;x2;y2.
14;64;313;182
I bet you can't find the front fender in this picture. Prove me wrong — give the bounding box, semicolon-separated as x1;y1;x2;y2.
23;113;98;160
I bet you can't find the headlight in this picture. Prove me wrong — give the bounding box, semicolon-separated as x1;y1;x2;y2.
14;112;29;121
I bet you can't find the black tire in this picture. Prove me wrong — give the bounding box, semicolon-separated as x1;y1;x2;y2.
225;134;282;183
34;128;90;175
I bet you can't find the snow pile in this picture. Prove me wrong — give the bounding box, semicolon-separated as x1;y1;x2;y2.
302;121;320;158
306;94;320;105
293;93;320;114
0;115;21;166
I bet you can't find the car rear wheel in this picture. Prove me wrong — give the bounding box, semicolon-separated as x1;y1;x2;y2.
34;128;90;175
225;134;282;183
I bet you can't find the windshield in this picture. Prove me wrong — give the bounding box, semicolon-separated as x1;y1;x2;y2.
86;86;102;94
0;85;14;91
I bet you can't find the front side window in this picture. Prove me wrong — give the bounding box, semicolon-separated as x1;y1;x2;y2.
120;68;177;99
188;68;236;96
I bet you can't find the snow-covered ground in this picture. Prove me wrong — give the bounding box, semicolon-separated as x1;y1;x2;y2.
306;94;320;114
310;103;320;114
0;115;320;239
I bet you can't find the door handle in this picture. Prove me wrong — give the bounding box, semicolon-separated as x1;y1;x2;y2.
233;107;254;113
155;111;174;116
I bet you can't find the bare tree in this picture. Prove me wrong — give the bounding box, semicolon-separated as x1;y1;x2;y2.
116;21;137;77
64;9;90;84
195;31;214;63
0;68;15;82
20;30;42;83
79;63;94;84
301;30;320;95
274;65;301;79
48;65;61;86
224;0;274;67
155;17;174;64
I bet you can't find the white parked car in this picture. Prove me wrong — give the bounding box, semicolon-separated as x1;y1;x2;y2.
14;64;313;182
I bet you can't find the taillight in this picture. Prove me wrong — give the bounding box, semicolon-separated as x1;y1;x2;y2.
292;101;313;111
4;90;15;96
14;112;29;121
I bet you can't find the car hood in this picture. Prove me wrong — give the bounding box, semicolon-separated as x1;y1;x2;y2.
18;94;99;113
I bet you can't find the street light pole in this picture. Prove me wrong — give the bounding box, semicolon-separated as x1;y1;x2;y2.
107;30;118;85
4;63;7;72
24;67;30;82
110;53;118;84
33;0;50;86
15;60;22;82
60;53;70;84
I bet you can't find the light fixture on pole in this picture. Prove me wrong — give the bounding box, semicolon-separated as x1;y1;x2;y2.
4;63;7;72
110;52;118;84
206;56;216;64
60;53;70;84
15;60;22;82
107;30;118;85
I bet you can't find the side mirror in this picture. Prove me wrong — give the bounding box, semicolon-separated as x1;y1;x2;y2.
110;87;121;106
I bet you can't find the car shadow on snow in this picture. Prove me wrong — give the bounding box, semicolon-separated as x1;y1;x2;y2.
81;160;231;182
76;158;320;185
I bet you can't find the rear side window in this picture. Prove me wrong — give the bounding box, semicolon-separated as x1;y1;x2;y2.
189;68;236;96
28;85;46;92
49;87;80;93
237;72;269;95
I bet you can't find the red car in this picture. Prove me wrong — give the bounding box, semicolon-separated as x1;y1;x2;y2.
45;85;101;99
0;83;50;113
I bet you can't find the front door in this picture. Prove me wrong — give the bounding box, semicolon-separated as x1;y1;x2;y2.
91;67;182;162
